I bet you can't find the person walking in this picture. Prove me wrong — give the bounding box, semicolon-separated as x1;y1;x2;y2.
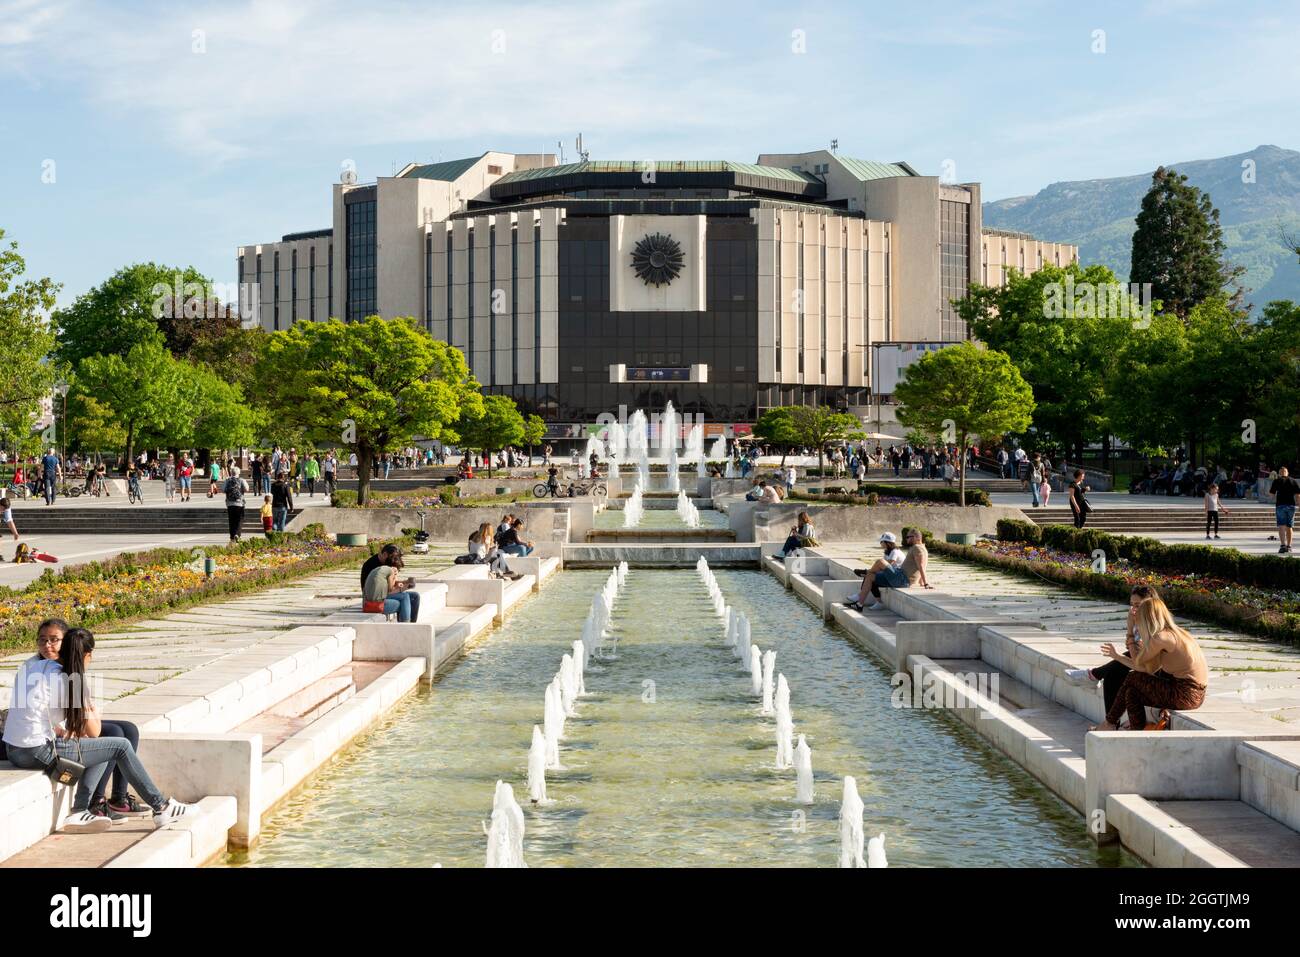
304;454;320;497
222;466;250;542
1270;466;1299;554
177;454;193;502
270;472;294;532
2;497;17;541
40;447;61;506
1068;469;1091;529
163;453;177;503
1204;483;1228;540
1028;455;1043;508
322;450;337;496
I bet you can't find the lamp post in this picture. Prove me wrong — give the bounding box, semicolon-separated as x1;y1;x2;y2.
54;381;69;466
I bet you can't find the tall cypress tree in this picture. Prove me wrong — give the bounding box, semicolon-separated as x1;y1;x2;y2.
1129;166;1244;319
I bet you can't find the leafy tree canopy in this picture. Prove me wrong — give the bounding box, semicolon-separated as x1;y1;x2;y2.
256;316;482;503
894;342;1035;504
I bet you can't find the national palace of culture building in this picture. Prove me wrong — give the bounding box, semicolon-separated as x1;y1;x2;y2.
238;149;1075;436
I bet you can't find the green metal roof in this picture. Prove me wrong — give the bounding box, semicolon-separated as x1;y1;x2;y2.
494;160;821;185
835;156;916;181
401;155;483;181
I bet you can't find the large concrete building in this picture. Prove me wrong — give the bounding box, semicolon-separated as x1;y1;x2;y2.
238;149;1075;433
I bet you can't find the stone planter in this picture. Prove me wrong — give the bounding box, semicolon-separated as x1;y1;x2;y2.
945;532;978;546
336;533;368;546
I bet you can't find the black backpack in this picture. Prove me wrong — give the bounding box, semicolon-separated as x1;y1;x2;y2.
224;478;243;504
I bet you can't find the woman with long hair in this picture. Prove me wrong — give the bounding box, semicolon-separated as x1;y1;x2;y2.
2;622;198;832
1067;584;1159;716
59;630;152;821
1091;597;1208;731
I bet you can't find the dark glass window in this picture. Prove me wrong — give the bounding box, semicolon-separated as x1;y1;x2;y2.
345;199;377;321
309;246;316;322
273;251;280;330
291;248;298;323
940;199;970;340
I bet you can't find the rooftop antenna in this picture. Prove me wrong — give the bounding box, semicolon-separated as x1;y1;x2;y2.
830;139;839;154
576;133;589;163
557;140;566;164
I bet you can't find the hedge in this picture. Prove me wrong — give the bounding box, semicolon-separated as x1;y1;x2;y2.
930;537;1300;646
792;483;990;507
996;519;1300;592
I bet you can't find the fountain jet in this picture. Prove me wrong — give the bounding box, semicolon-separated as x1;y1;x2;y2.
527;726;549;804
485;781;527;868
774;674;794;769
794;735;814;804
761;650;776;715
839;776;866;868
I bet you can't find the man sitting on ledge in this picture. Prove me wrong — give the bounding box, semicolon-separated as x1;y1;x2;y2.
844;528;931;611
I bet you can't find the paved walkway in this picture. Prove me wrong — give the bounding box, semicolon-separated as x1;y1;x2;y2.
0;545;461;710
818;547;1300;734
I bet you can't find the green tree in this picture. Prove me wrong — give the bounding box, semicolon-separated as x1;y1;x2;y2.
959;263;1135;465
176;364;264;454
74;334;186;464
0;230;61;443
1130;167;1244;319
894;342;1035;505
457;395;526;477
257;316;481;504
752;407;799;467
1254;300;1300;466
787;406;865;476
53;263;213;366
65;394;126;462
521;413;546;466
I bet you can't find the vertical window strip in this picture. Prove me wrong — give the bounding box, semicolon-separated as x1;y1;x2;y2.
489;223;497;386
534;219;541;384
511;227;518;384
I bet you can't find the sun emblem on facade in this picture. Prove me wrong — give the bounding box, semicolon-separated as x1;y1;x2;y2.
630;232;684;287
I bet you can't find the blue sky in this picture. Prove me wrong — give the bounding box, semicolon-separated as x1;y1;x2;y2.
2;0;1298;307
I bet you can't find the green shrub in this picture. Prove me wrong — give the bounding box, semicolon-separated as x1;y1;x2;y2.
929;538;1300;646
996;518;1041;543
999;522;1300;593
331;490;358;508
438;486;459;506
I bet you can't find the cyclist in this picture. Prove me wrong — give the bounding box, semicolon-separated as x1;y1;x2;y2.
126;462;143;503
546;466;560;497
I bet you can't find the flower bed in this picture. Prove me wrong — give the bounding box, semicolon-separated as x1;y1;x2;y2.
0;525;388;651
927;536;1300;645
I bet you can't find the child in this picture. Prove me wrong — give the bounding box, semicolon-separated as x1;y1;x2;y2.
1204;482;1228;539
261;494;274;536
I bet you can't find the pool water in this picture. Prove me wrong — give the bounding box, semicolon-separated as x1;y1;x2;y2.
225;568;1137;868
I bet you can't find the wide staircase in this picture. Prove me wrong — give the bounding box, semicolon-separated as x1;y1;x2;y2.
1031;504;1276;534
10;506;302;536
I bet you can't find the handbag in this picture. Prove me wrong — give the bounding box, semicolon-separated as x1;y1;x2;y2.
44;740;86;787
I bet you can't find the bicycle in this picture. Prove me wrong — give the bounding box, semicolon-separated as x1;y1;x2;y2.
127;476;144;504
56;481;84;498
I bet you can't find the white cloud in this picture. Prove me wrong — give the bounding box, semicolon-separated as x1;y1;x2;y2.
0;0;66;45
13;0;799;166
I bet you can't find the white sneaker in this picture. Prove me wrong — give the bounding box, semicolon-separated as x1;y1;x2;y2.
1064;668;1093;684
62;810;112;834
866;602;885;611
153;798;201;829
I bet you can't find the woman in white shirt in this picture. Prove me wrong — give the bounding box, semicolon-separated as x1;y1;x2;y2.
2;621;198;833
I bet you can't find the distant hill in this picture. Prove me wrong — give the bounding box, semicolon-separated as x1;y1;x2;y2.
983;144;1300;309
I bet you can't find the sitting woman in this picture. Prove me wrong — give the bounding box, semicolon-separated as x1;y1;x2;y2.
70;631;152;821
496;517;534;557
850;527;931;611
1090;595;1208;731
1066;584;1157;719
779;511;817;558
468;522;520;579
2;621;197;833
361;546;422;622
843;532;906;611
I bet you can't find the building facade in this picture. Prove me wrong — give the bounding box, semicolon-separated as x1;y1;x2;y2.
238;150;1076;431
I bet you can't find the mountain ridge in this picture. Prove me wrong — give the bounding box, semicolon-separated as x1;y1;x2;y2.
983;144;1300;308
